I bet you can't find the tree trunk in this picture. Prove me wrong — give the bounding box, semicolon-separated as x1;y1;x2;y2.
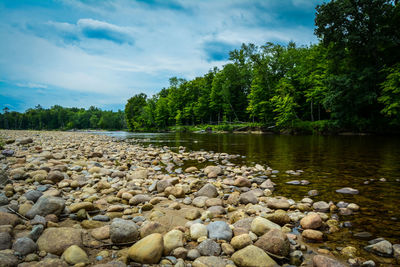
310;100;314;122
318;104;321;121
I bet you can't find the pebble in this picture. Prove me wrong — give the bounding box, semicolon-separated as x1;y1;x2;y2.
110;218;139;243
0;130;386;266
302;229;324;242
364;240;393;257
336;187;359;194
300;212;322;229
12;237;38;255
207;221;233;241
251;216;281;236
197;239;221;256
128;233;164;264
190;223;208;240
232;245;277;267
163;229;184;255
61;245;89;265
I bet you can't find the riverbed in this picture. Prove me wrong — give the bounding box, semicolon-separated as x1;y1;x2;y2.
95;131;400;261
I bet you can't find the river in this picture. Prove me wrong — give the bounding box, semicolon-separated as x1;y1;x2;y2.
94;131;400;260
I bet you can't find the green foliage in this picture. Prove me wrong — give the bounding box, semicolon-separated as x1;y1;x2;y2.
125;93;148;131
0;105;125;130
124;3;400;134
379;64;400;125
315;0;400;130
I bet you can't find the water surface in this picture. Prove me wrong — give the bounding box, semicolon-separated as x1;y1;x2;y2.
95;131;400;259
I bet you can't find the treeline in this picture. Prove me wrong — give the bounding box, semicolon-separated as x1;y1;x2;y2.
125;0;400;133
0;105;126;130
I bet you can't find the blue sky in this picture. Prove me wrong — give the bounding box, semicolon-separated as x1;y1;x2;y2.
0;0;323;112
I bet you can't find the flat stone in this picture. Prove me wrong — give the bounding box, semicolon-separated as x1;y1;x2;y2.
312;201;330;212
232;245;277;267
128;169;148;180
365;240;393;257
354;232;372;239
251;216;281;236
193;256;226;267
37;227;83;255
129;194;151;205
266;197;290;210
185;167;198;173
205;198;223;207
336;187;359;194
17;137;33;145
286;180;301;185
313;255;346;267
81;220;105;229
25;196;65;219
234;177;251;187
302;229;324;242
69;202;94;213
92;215;110;222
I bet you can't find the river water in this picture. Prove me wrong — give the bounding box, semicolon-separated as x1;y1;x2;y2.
95;131;400;260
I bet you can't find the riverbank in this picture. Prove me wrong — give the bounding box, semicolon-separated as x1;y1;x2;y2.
166;120;384;135
0;130;398;266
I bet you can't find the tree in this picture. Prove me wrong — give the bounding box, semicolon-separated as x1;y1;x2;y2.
271;78;299;127
125;93;147;131
315;0;400;130
379;63;400;125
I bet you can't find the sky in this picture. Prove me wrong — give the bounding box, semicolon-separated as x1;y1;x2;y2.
0;0;324;112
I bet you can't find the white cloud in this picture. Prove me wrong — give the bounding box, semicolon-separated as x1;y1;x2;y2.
0;0;322;111
16;82;48;89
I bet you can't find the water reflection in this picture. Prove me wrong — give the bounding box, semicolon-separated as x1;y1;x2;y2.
94;131;400;249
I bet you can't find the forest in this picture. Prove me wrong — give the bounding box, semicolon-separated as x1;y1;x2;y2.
125;0;400;133
0;105;126;130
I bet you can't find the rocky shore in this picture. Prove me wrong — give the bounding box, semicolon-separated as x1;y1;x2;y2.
0;130;398;267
